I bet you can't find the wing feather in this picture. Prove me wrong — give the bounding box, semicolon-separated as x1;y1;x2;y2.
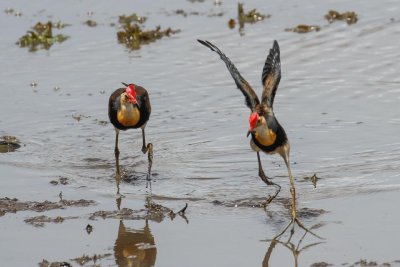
198;39;260;111
261;40;281;108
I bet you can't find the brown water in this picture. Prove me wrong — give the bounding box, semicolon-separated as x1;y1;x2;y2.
1;0;400;266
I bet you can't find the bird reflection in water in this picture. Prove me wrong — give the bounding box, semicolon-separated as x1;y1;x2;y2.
114;220;157;267
262;226;324;267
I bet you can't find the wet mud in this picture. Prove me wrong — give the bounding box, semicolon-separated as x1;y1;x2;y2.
0;197;95;216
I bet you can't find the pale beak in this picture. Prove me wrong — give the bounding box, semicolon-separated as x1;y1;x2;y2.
246;128;254;137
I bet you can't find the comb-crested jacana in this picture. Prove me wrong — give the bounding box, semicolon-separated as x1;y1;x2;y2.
198;39;319;238
108;82;153;185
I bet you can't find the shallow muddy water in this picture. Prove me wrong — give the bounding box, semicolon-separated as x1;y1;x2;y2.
1;0;400;266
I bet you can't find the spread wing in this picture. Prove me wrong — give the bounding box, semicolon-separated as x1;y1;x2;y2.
261;40;281;108
198;39;260;111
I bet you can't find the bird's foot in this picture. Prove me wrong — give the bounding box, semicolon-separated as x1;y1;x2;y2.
273;215;324;240
262;183;281;207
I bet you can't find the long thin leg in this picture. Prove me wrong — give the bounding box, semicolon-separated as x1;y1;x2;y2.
257;152;281;205
277;148;323;239
282;154;297;219
141;128;153;184
114;128;122;198
114;128;121;175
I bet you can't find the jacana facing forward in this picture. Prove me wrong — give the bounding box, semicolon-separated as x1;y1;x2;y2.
198;39;319;238
108;82;153;183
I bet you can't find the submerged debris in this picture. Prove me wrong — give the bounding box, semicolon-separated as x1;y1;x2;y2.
95;119;108;126
325;10;358;25
85;224;93;234
285;24;321;33
38;260;72;267
71;253;112;266
72;114;90;122
0;136;21;153
24;215;69;227
310;262;333;267
349;259;393;267
4;8;22;16
0;197;95;216
298;207;327;219
84;20;97;27
17;21;69;52
50;176;70;186
89;200;188;223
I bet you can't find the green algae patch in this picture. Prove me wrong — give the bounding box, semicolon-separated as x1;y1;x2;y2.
116;13;180;51
17;21;69;52
325;10;358;25
285;24;321;33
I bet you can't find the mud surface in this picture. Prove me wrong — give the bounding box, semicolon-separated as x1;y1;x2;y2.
0;197;95;216
1;0;400;266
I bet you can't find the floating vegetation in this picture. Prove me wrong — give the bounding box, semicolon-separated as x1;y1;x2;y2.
238;2;267;24
17;21;69;52
229;3;270;35
84;19;97;27
116;13;180;50
0;136;21;153
118;13;147;25
174;9;200;17
325;10;358;25
285;24;321;34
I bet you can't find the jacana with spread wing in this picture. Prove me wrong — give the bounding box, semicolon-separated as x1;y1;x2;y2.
198;39;319;237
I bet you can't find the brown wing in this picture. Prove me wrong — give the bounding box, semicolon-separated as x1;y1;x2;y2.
198;39;260;112
261;40;281;108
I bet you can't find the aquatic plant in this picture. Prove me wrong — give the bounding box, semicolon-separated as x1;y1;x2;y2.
229;3;269;35
118;13;147;25
285;24;321;33
17;21;69;52
325;10;358;25
238;2;267;24
116;13;179;50
0;136;21;153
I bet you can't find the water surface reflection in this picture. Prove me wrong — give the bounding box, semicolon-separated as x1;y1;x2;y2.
114;220;157;267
